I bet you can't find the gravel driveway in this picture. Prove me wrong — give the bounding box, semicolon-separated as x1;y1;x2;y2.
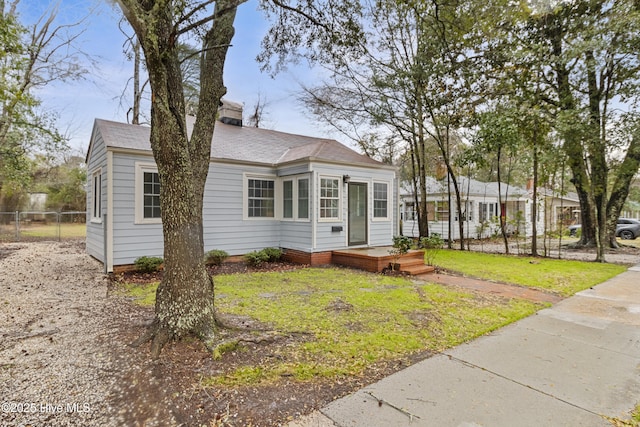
0;241;178;427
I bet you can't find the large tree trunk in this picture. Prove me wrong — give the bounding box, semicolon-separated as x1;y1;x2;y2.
119;0;239;358
585;50;608;262
546;17;598;250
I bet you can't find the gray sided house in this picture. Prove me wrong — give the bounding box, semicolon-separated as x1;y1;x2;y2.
85;109;398;272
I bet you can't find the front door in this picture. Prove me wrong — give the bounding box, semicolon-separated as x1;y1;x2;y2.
348;182;368;246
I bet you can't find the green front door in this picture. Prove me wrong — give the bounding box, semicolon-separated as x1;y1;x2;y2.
348;182;368;246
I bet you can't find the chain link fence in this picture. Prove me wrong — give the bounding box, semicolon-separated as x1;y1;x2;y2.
0;211;86;242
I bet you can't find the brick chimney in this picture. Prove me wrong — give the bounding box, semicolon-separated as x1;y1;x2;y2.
526;178;534;191
219;99;243;126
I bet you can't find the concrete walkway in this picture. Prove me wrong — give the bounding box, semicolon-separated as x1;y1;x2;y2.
290;264;640;427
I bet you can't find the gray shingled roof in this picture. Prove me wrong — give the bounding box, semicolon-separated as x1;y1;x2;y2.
91;116;385;168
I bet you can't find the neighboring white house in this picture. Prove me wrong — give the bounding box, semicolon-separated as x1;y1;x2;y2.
622;200;640;220
85;103;398;272
400;176;535;240
535;187;581;232
399;176;581;240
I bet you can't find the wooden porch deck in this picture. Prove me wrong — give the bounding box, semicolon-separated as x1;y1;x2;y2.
331;247;435;275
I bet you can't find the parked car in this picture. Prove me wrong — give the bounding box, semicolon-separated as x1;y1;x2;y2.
568;218;640;240
568;223;581;237
617;218;640;240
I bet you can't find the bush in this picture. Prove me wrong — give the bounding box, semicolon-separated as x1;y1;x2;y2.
244;250;270;267
420;234;443;265
420;234;443;249
262;247;283;262
244;247;283;267
205;249;229;266
134;256;164;273
388;235;414;270
391;235;413;255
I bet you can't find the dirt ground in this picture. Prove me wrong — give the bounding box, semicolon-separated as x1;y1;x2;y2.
1;240;638;426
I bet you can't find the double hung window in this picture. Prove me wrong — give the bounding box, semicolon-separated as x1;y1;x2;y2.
320;178;340;219
248;178;275;218
91;169;102;222
373;182;388;219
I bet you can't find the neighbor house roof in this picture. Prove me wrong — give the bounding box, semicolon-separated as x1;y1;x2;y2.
401;176;528;199
88;116;386;168
535;187;580;203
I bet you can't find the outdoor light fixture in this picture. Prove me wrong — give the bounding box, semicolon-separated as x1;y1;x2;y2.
343;175;351;183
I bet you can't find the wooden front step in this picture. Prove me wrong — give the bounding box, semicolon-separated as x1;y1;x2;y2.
391;252;435;276
330;247;435;275
400;264;435;275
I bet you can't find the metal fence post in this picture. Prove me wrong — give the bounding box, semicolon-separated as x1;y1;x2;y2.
15;211;19;241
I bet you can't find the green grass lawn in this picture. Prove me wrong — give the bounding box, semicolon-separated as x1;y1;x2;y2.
121;250;627;386
123;267;545;386
434;249;627;296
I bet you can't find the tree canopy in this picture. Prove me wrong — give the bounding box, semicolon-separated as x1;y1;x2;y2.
260;0;640;260
0;1;87;211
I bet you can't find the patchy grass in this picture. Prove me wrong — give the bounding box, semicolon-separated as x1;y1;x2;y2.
434;250;626;296
120;282;158;306
19;223;86;239
121;267;544;386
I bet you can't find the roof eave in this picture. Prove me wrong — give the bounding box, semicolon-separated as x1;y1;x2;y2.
279;156;396;171
105;147;396;171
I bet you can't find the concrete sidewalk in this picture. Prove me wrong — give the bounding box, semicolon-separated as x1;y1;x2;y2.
291;264;640;427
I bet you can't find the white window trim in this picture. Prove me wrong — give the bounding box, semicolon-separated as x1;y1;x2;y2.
135;162;162;225
281;176;311;222
296;176;311;222
318;175;342;222
243;173;278;220
372;180;391;222
282;179;294;220
90;168;102;224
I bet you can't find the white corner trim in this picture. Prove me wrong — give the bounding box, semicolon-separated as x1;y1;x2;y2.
106;151;114;273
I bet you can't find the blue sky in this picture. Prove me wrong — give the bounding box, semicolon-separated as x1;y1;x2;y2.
19;1;326;156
